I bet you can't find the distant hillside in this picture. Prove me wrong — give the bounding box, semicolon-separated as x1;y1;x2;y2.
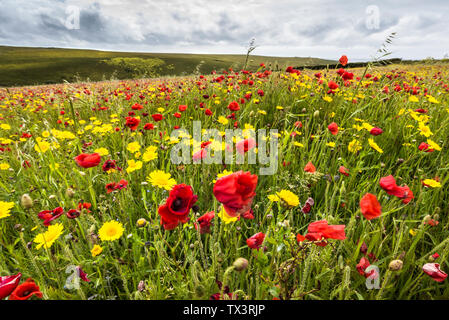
0;46;335;87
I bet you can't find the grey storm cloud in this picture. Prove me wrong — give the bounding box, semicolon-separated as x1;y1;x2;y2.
0;0;448;60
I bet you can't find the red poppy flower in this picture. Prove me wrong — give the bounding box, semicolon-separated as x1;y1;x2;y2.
241;208;254;219
296;234;306;242
379;175;406;198
205;109;213;116
173;112;181;118
304;161;316;173
38;207;64;226
304;220;346;247
75;153;101;168
76;267;91;282
227;101;240;111
102;159;121;172
301;197;314;214
158;184;198;230
379;175;413;204
422;263;447;282
339;55;348;66
105;182;116;193
8;278;42;300
342;72;354;81
0;273;22;300
178;105;187;112
66;209;81;219
236;138;256;155
328;81;339;90
195;211;215;234
418;142;433;152
213;171;258;218
339;166;349;176
360;193;381;220
115;179;128;190
370;127;383;136
356;257;372;277
151;114;164;122
77;202;91;212
125;116;140;130
328;122;339;135
143;123;155;130
246;232;265;249
131;103;143;110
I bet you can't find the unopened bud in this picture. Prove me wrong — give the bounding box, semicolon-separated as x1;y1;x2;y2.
66;188;75;198
20;194;33;209
136;218;148;228
389;259;403;271
233;257;249;272
138;280;146;292
313;110;320;118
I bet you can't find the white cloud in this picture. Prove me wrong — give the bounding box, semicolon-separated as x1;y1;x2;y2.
0;0;448;60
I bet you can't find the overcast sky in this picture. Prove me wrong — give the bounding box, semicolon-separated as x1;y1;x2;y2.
0;0;448;61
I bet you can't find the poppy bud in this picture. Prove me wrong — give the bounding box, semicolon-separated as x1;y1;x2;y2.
389;259;403;271
340;181;346;195
313;110;320;118
138;280;146;292
20;194;33;209
66;188;75;198
233;257;249;272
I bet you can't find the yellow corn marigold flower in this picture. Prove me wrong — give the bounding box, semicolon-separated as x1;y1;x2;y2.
91;244;103;257
94;148;109;156
268;194;280;202
423;179;441;188
34;140;51;153
368;138;383;153
276;190;300;207
0;201;14;219
142;146;158;162
33;223;64;249
126;160;142;173
0;163;10;170
127;141;141;153
418;122;433;137
217;207;238;224
217;116;229;125
147;170;177;190
427;139;442;151
409;95;419;102
98;220;124;241
326;142;336;148
348;139;362;153
293;142;304;148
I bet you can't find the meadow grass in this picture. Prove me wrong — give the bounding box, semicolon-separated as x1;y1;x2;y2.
0;62;448;300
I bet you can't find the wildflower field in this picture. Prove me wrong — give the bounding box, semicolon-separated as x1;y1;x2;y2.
1;58;449;300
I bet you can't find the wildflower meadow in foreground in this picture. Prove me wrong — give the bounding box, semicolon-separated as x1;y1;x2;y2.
0;58;449;300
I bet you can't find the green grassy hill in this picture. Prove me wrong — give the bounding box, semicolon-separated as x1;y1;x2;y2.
0;46;335;87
